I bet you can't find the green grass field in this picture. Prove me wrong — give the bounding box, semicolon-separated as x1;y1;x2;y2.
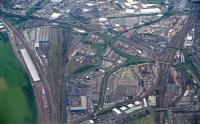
180;50;200;84
127;112;156;124
0;33;36;124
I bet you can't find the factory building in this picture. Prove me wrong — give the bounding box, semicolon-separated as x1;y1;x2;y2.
20;49;41;82
51;0;62;3
148;95;156;106
120;106;128;111
140;8;161;14
143;98;148;107
35;26;50;48
50;13;62;19
124;105;143;114
112;108;122;115
127;103;134;108
69;96;87;111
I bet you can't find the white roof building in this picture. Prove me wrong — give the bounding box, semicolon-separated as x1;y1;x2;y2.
99;17;108;22
183;90;189;97
73;28;86;33
134;101;141;106
140;8;161;14
20;49;40;82
86;3;95;6
186;35;193;41
89;120;95;124
125;9;135;14
112;108;122;115
120;106;128;111
143;98;148;107
127;104;134;108
50;13;61;19
148;95;156;106
124;105;143;114
69;96;87;111
34;42;39;48
127;0;134;2
51;0;62;3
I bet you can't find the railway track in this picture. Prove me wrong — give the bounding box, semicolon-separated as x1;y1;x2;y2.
1;18;59;124
158;13;197;107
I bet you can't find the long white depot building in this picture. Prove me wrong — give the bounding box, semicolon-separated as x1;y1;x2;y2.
51;0;63;3
20;49;41;82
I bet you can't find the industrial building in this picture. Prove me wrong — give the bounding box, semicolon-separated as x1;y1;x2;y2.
112;108;122;115
148;95;156;106
50;13;62;19
140;8;161;14
124;105;143;114
143;98;148;107
20;49;41;82
51;0;62;3
69;96;87;111
36;26;49;43
24;26;50;48
120;106;128;111
127;104;134;108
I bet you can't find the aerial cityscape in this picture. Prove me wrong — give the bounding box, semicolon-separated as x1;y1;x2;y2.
0;0;200;124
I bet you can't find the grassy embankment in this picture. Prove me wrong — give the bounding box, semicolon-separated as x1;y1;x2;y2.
182;50;200;81
127;113;156;124
0;33;36;124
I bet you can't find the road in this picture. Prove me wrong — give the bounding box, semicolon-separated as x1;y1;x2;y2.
156;105;200;112
0;9;91;31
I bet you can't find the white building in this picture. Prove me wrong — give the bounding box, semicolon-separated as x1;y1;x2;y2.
127;103;134;108
148;96;156;106
134;101;141;106
143;98;148;107
112;108;122;115
50;13;61;19
124;105;143;114
51;0;62;3
20;49;41;82
120;106;128;111
69;96;87;111
140;8;161;14
125;9;135;14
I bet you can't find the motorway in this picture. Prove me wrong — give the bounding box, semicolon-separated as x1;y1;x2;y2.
0;9;91;31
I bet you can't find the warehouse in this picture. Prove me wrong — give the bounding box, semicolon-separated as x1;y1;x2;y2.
140;8;161;14
51;0;62;3
20;49;41;82
69;96;87;111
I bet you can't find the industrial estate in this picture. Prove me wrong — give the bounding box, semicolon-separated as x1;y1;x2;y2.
0;0;200;124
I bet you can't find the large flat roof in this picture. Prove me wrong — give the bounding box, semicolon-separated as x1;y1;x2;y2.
69;96;87;111
51;0;62;3
112;108;122;114
50;13;61;19
20;49;40;82
140;8;161;14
